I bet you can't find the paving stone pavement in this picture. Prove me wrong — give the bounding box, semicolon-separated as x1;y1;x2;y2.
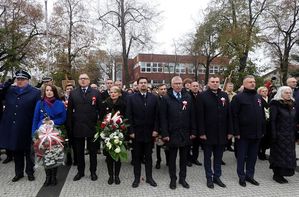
1;147;299;197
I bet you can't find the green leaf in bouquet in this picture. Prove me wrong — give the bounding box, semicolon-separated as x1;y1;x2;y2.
94;132;100;142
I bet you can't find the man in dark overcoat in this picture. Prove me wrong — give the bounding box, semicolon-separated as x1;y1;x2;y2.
197;76;233;189
186;81;202;167
126;77;159;188
231;75;266;187
67;73;102;181
155;83;169;169
160;76;196;190
101;79;114;100
0;70;41;182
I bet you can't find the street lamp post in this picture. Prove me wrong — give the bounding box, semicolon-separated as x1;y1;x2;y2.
45;0;50;74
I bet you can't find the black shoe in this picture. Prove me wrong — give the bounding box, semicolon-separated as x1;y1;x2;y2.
281;176;288;183
3;157;13;164
245;177;259;186
258;152;267;160
192;160;202;166
12;175;24;182
108;176;114;185
146;178;157;187
115;176;120;184
207;180;214;189
91;173;98;181
227;147;234;152
239;179;246;187
213;177;226;188
28;175;35;181
155;162;161;169
73;173;84;181
179;179;190;188
132;180;139;188
186;161;192;167
221;160;226;165
273;174;284;184
169;180;176;190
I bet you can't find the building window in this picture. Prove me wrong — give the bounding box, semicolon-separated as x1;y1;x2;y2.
164;63;175;73
209;65;219;74
140;62;151;73
151;80;165;86
188;64;195;74
175;64;185;74
152;63;163;73
198;65;206;74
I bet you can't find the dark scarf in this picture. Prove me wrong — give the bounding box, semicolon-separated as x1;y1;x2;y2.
44;97;56;107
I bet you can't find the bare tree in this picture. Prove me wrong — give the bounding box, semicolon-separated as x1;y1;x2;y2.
98;0;160;86
49;0;96;79
263;0;299;85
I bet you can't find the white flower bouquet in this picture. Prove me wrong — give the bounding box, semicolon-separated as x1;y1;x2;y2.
33;119;65;169
94;111;128;161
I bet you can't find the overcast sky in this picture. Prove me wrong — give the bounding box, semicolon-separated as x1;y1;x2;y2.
41;0;209;53
151;0;209;54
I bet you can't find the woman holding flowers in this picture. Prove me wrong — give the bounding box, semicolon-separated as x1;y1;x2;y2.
32;84;66;186
99;86;126;185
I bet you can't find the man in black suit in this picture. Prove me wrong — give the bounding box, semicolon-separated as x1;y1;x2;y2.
197;76;233;189
67;73;102;181
101;79;114;100
186;81;202;167
160;76;197;190
126;77;159;188
155;84;169;169
231;75;266;187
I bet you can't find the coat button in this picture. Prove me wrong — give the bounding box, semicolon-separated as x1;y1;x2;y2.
14;113;16;115
16;105;18;107
17;97;20;100
13;121;16;124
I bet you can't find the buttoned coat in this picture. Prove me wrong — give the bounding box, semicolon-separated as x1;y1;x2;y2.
67;87;102;138
126;92;159;143
0;85;41;151
196;89;232;145
231;89;266;139
160;90;197;147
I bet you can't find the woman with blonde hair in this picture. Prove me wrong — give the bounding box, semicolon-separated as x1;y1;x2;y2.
99;86;126;185
269;86;297;183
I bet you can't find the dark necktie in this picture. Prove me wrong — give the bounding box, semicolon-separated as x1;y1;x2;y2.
82;88;86;94
177;92;181;100
142;93;147;106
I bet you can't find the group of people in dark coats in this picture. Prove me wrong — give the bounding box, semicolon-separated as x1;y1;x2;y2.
0;70;298;190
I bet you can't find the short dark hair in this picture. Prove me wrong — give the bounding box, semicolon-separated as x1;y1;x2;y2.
137;77;149;84
42;84;60;100
157;83;166;88
208;75;220;80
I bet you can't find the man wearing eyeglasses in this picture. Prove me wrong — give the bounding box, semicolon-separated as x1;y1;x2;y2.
67;73;102;182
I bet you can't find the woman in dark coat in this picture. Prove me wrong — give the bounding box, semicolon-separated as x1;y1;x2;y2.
257;86;270;160
32;84;66;186
99;86;126;185
269;86;297;184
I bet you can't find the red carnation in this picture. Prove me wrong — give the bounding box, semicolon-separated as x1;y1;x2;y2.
120;125;126;131
112;125;117;130
100;122;106;129
116;119;121;124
